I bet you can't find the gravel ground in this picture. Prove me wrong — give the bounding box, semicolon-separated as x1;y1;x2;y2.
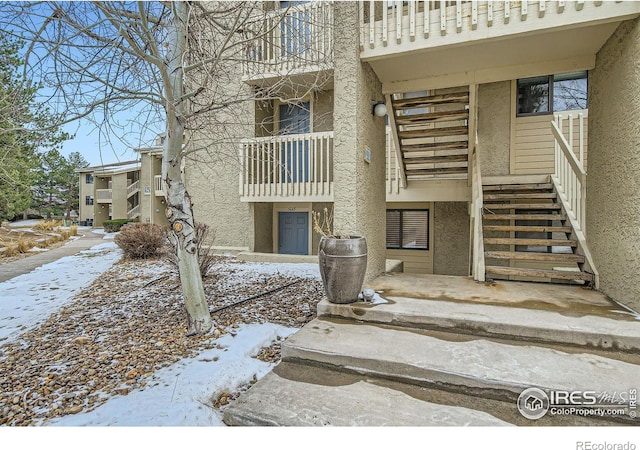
0;255;324;426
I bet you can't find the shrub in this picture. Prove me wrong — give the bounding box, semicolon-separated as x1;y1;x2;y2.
165;222;217;278
34;219;63;232
3;243;18;257
16;236;34;253
114;223;166;259
103;218;138;233
69;225;78;236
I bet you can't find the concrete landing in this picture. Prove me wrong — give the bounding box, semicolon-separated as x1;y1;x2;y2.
318;296;640;351
365;273;636;317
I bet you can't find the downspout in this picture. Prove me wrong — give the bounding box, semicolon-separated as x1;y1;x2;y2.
149;153;154;223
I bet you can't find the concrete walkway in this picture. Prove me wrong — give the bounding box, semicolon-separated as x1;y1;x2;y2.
0;230;108;283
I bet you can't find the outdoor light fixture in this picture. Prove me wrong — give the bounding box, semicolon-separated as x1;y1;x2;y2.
372;101;387;117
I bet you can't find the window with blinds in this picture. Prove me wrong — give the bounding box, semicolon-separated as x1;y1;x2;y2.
386;209;429;250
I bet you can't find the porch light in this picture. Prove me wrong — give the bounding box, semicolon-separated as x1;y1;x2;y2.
372;101;387;117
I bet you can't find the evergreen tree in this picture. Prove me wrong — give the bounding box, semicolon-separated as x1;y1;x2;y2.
0;33;65;221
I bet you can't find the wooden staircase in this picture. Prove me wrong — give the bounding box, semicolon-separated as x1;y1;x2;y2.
388;87;471;180
482;176;594;284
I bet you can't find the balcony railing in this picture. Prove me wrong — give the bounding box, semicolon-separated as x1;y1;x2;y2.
154;175;164;197
239;131;334;202
127;204;141;219
96;189;113;203
127;180;140;198
360;1;640;59
242;1;334;79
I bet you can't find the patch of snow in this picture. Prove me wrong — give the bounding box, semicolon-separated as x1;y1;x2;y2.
46;323;297;426
27;247;49;253
0;242;122;343
4;219;42;228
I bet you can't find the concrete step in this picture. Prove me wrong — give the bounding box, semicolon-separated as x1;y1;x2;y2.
281;318;640;418
318;294;640;352
223;362;512;426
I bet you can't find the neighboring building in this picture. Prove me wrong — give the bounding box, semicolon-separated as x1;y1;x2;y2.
135;135;169;227
77;160;141;227
162;1;639;313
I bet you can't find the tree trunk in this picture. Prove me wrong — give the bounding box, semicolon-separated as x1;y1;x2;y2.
163;2;212;335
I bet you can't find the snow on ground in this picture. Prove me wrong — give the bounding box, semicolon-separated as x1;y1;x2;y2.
0;237;324;427
45;323;297;426
0;242;122;343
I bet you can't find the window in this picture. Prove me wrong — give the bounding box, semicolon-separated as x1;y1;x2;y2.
85;195;94;206
85;174;94;184
386;209;429;250
517;71;587;116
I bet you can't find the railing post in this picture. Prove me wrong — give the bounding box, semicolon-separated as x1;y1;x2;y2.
423;0;430;37
579;112;585;164
369;0;375;48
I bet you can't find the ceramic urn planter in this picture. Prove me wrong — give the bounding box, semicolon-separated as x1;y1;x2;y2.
318;235;367;304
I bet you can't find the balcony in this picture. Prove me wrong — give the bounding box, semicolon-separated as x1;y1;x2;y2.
360;1;640;87
242;1;334;84
154;175;165;197
239;132;333;202
96;189;113;203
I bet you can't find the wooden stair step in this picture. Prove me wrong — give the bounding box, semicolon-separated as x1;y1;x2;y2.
404;154;469;165
483;213;565;221
392;92;469;109
483;225;572;233
484;203;561;211
484;238;577;247
402;141;469;153
395;109;468;126
484;251;585;263
406;167;469;176
482;183;553;192
486;266;594;282
483;192;557;201
399;126;469;140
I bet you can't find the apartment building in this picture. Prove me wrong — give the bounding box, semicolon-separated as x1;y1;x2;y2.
175;1;640;313
135;136;169;227
77;160;142;227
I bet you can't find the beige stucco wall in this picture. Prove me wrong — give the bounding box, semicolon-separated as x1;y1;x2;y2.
433;202;470;276
587;17;640;312
313;90;334;133
78;173;94;223
93;176;110;226
478;81;511;176
186;156;254;251
333;1;387;282
253;202;273;253
111;172;128;220
311;202;333;255
255;100;274;137
139;153;168;226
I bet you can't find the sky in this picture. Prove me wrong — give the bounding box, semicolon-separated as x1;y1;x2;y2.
58;115;162;168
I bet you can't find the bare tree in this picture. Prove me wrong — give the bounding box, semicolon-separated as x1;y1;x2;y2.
1;1;333;335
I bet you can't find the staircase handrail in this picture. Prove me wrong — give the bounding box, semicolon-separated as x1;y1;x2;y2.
550;117;586;229
469;134;485;282
550;116;598;288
